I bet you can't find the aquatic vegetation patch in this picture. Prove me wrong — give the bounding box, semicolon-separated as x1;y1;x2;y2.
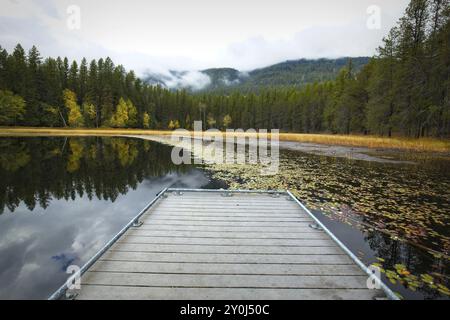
207;151;450;255
203;148;450;298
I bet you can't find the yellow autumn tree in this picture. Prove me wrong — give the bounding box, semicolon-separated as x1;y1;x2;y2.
168;120;180;130
143;112;151;129
109;98;138;128
223;114;232;129
63;89;84;127
109;98;129;128
0;140;30;172
67;139;84;173
0;90;26;125
127;99;138;127
206;113;216;128
111;139;138;167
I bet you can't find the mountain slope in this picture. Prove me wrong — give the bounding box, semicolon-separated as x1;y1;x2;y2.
246;57;369;88
143;57;370;92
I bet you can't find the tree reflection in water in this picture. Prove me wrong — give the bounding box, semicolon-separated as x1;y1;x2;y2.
0;137;191;214
0;137;219;299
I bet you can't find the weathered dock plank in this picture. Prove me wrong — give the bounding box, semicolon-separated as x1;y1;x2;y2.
82;273;370;289
110;243;348;255
77;286;379;300
117;236;335;246
128;230;329;239
87;260;364;275
97;251;353;264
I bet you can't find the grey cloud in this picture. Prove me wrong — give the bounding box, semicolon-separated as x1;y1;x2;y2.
0;0;410;76
35;0;61;19
0;16;55;50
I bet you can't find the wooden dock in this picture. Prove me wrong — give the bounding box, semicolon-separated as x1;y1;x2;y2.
74;190;390;300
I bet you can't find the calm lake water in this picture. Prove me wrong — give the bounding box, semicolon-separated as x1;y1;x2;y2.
0;136;448;299
0;137;225;299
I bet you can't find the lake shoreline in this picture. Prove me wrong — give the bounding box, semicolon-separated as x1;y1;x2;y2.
131;134;416;164
0;127;449;154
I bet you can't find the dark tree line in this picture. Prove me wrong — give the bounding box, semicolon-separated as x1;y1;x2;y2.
0;0;449;137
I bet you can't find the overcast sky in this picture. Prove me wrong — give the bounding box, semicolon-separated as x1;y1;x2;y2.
0;0;410;75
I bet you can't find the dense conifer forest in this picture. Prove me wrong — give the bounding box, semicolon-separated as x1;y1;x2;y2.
0;0;449;137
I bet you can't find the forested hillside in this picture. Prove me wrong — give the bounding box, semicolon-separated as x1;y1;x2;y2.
0;0;449;137
144;58;370;93
233;57;369;92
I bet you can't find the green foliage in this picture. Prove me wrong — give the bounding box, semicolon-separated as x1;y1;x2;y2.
0;90;26;125
82;102;96;127
240;57;370;92
40;103;61;127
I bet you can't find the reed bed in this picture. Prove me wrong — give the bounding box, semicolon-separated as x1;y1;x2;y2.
1;127;449;153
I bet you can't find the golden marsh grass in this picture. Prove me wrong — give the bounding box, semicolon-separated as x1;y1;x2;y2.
0;127;449;153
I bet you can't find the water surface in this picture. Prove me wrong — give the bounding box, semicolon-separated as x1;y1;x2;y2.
206;144;450;299
0;137;223;299
0;136;449;300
